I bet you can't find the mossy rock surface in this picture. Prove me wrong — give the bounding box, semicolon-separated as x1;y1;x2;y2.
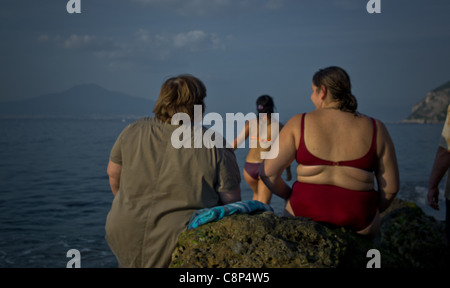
170;199;449;268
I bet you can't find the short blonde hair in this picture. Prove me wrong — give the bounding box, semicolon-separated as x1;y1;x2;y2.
153;74;206;123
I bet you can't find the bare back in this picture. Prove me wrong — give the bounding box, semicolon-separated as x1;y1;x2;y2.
246;118;281;163
296;109;376;191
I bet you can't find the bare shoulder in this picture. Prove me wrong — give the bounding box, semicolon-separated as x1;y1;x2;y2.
372;117;397;155
280;114;303;146
284;114;303;129
355;114;388;137
372;117;390;137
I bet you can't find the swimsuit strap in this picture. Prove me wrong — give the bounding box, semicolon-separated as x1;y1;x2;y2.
297;113;377;171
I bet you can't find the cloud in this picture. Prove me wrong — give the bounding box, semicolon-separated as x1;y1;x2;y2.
63;34;97;49
36;34;49;43
173;30;207;49
173;30;226;51
48;29;230;71
36;33;117;51
59;29;227;52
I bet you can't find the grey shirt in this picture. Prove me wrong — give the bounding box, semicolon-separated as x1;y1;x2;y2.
105;117;241;267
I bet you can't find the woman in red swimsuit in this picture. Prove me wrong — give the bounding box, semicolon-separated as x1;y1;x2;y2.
259;66;400;238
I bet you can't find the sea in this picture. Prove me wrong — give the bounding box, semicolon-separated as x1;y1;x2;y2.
0;117;447;268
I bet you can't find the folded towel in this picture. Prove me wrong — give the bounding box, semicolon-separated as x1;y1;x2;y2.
187;200;274;230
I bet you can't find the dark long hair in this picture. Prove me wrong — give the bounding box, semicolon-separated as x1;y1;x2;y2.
312;66;358;114
256;95;275;120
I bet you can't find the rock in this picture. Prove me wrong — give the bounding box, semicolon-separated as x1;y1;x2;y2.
375;199;449;268
169;199;449;268
404;80;450;124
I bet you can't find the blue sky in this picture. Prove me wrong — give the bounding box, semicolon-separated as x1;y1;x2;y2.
1;0;449;122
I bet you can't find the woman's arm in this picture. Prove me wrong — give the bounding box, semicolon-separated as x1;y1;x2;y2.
427;146;450;210
374;120;400;213
219;186;242;204
259;115;299;199
232;121;250;151
281;121;294;181
107;160;122;196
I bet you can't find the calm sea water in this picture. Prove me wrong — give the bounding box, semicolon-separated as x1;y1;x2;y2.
0;118;446;268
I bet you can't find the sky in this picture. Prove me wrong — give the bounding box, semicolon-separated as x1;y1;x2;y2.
1;0;450;122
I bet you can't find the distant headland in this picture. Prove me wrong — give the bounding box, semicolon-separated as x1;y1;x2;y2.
403;80;450;124
0;83;155;119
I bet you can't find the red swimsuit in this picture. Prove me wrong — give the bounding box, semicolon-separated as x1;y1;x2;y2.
290;113;379;231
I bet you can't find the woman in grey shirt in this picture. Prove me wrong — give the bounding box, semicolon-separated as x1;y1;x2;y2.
105;74;241;267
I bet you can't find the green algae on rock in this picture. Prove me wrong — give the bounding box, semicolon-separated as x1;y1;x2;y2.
170;199;449;268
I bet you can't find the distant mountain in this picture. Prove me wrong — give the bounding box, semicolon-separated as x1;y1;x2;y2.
0;84;156;118
404;81;450;123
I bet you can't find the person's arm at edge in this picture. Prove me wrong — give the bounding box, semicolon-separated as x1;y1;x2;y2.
232;121;250;151
427;146;450;210
107;160;122;196
278;122;293;181
219;186;242;204
217;145;242;204
375;120;400;213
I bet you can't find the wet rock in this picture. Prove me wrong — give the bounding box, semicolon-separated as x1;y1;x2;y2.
170;199;449;268
375;199;449;268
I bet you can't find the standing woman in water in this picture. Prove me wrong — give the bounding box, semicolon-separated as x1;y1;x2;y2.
233;95;291;204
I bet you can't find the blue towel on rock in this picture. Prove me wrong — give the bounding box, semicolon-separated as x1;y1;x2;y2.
187;200;274;230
